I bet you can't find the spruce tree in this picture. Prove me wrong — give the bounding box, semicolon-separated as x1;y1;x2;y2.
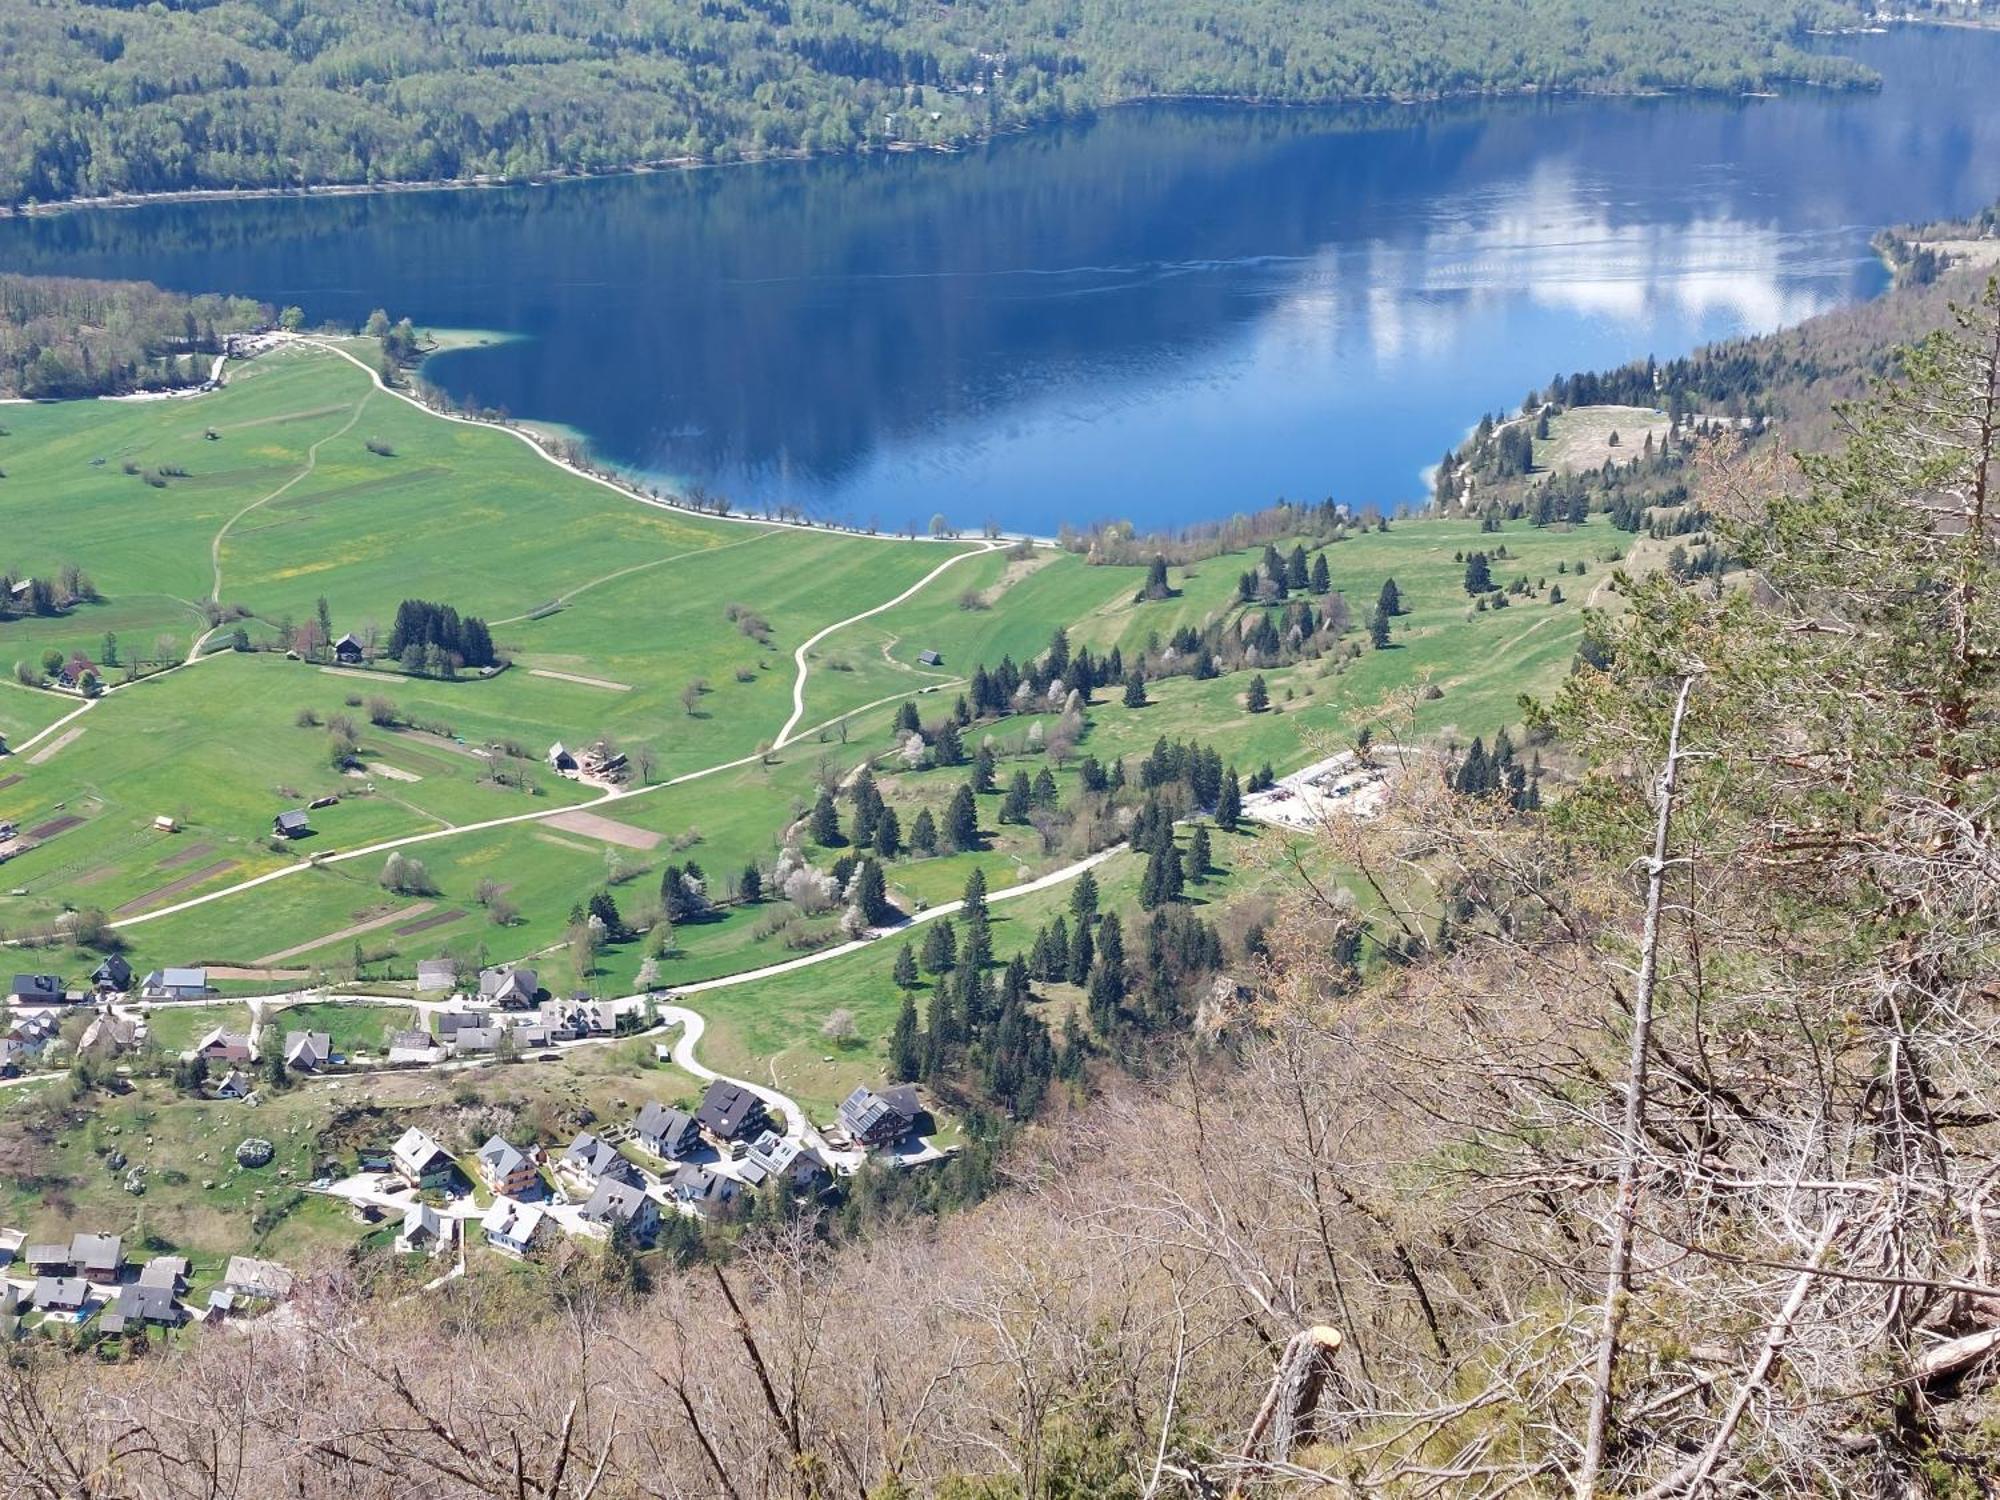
1286;544;1310;591
961;866;989;924
1245;674;1270;713
1370;608;1392;650
1377;577;1402;616
1000;770;1031;823
809;790;841;845
893;943;919;990
945;782;979;851
973;741;997;794
1309;551;1331;594
1071;869;1099;926
1123;670;1148;708
1216;770;1243;831
851;859;893;926
1068;921;1095;986
1188;824;1212;881
873;805;902;857
921;917;956;974
910;807;939;856
740;864;762;902
889;992;921;1081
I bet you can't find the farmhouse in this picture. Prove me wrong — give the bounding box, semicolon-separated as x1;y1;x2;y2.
556;1131;638;1195
333;632;365;665
478;965;538;1008
634;1102;701;1161
695;1079;771;1145
78;1011;143;1058
141;967;210;1001
6;973;63;1007
140;1256;189;1292
481;1197;553;1259
476;1136;541;1198
90;954;133;993
273;809;311;839
578;1177;660;1241
837;1083;924;1148
387;1028;444;1064
391;1127;454;1190
284;1030;336;1071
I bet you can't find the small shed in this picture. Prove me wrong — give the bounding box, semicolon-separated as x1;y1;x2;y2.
918;648;943;667
273;809;311;839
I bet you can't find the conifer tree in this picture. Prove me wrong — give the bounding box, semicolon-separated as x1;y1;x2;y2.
809;790;841;845
910;807;939;856
1245;674;1270;713
1216;769;1243;831
945;782;979;851
893;943;919;990
1123;670;1148;708
1310;551;1331;594
888;992;921;1082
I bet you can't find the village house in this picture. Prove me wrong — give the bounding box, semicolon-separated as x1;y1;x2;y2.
192;1027;252;1064
69;1232;124;1284
481;1197;553;1259
90;954;133;994
836;1083;924;1149
6;973;63;1007
478;965;538;1008
391;1127;455;1190
23;1243;72;1278
284;1030;336;1071
139;1256;188;1293
140;967;210;1001
540;996;618;1038
433;1006;492;1038
0;1038;27;1076
415;959;457;994
387;1028;445;1064
99;1281;183;1335
556;1131;638;1196
634;1102;701;1162
740;1131;830;1196
77;1011;143;1059
396;1202;452;1258
578;1177;660;1241
273;809;311;839
213;1067;255;1100
449;1025;500;1056
476;1136;541;1199
333;632;365;665
695;1079;771;1147
0;1228;23;1270
220;1255;294;1304
546;741;577;773
31;1277;91;1319
670;1163;743;1216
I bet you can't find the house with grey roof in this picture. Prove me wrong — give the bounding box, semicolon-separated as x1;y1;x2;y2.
578;1177;660;1241
391;1127;454;1189
193;1027;252;1063
476;1136;541;1199
741;1131;829;1195
141;967;210;1001
477;965;538;1008
670;1163;743;1217
99;1282;182;1335
221;1256;294;1302
90;954;134;993
69;1232;123;1283
23;1243;71;1277
139;1256;188;1292
634;1102;701;1161
556;1131;638;1195
273;809;311;839
31;1277;91;1318
695;1079;770;1145
6;973;62;1007
482;1197;554;1258
397;1202;451;1257
284;1030;336;1071
837;1083;924;1148
387;1028;445;1064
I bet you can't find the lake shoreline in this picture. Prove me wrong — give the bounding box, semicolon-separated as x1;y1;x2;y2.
0;72;1875;222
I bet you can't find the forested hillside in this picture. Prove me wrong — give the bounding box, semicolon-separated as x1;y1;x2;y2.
0;274;267;397
0;0;1871;207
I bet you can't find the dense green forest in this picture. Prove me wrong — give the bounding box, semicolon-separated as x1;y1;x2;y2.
0;0;1871;208
0;274;268;397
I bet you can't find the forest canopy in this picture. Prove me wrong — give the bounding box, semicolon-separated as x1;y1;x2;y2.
0;273;267;398
0;0;1872;207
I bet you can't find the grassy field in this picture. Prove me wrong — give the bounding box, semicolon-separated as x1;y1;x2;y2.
0;338;1648;1160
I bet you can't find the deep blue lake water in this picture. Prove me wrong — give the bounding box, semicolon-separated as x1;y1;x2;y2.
4;27;1999;535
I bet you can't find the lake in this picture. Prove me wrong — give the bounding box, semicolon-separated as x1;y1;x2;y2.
4;26;1999;536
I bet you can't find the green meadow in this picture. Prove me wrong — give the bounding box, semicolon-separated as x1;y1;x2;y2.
1;339;1644;1111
